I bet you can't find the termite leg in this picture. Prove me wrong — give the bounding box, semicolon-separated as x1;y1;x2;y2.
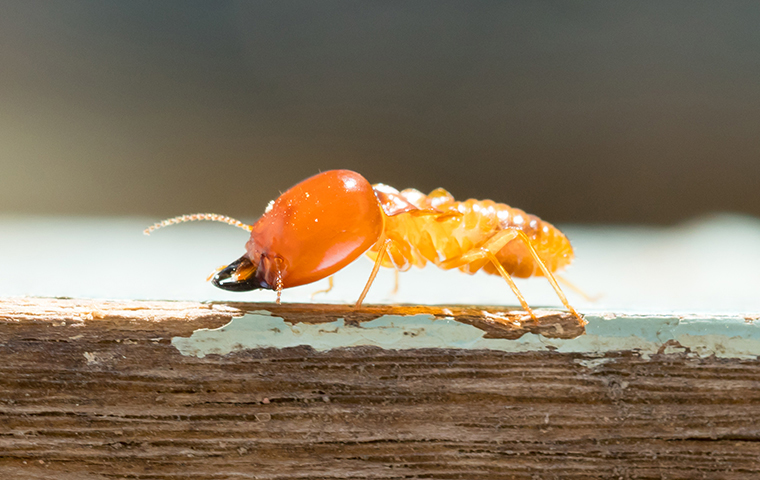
556;274;600;302
355;238;393;308
391;268;400;295
438;229;520;269
510;229;585;324
310;276;335;300
482;250;537;321
438;230;538;319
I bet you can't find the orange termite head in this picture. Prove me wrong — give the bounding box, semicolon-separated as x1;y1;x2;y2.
211;170;384;294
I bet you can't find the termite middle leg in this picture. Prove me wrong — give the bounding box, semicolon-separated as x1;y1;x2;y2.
482;250;537;321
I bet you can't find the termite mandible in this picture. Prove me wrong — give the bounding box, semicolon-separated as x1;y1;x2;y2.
145;169;583;322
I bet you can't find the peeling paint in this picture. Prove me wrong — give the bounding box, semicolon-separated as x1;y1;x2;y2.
172;311;760;359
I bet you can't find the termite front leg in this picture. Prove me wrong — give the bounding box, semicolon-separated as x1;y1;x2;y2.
355;238;393;308
310;276;335;300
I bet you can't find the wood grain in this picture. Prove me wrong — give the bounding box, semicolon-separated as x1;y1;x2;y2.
1;298;759;479
0;297;585;340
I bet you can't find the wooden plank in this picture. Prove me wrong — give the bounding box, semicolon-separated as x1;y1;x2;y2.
1;298;759;479
0;297;585;340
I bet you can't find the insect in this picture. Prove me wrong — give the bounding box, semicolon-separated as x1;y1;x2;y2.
145;169;582;322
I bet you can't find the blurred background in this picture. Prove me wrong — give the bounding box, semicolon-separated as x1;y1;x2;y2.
2;0;758;225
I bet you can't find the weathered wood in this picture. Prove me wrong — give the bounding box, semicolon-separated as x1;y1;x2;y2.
0;297;584;340
1;298;759;479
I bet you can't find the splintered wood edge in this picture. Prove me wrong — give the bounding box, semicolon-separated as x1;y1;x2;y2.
0;297;585;340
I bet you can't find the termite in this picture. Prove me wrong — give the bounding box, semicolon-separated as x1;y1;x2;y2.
145;169;583;322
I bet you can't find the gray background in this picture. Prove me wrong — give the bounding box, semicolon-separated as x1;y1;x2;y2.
2;1;758;224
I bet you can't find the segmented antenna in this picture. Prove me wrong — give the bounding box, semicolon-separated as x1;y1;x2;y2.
143;213;253;235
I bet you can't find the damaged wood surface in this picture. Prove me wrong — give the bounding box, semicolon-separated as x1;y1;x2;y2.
0;296;585;340
0;297;759;479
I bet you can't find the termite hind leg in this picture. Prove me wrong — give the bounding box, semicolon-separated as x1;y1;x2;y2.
438;229;519;270
355;238;392;308
438;230;537;320
556;274;601;303
391;268;399;295
310;276;335;300
511;230;585;324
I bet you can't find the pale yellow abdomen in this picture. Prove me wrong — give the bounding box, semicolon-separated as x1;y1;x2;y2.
366;187;574;279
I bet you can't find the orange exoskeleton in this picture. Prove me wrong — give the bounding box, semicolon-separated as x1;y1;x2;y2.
145;170;582;322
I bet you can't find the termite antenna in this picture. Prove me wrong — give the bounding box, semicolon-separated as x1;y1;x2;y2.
143;213;253;235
